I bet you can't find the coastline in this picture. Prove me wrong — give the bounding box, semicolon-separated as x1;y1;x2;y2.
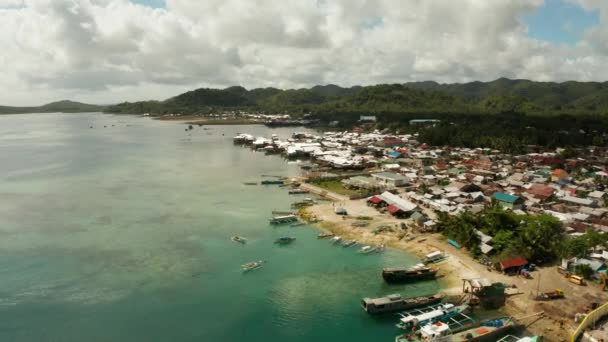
153;115;263;125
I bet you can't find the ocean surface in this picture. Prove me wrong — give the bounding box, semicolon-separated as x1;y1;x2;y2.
0;113;439;341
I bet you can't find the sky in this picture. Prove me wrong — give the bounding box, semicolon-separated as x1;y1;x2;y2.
1;0;608;105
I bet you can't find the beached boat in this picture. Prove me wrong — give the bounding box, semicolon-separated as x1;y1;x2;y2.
318;232;334;239
361;293;444;315
396;303;469;331
269;214;298;224
288;189;309;195
376;244;386;253
290;222;306;227
274;236;296;245
383;264;438;283
331;236;342;244
261;179;284;185
291;198;316;208
423;251;446;264
231;236;247;244
496;336;540;342
399;316;516;342
242;260;265;272
342;240;357;247
359;245;377;254
243;182;258;186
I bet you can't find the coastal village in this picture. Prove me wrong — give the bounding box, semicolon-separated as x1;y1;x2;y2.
228;117;608;342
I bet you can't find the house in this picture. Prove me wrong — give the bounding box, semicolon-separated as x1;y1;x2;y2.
551;169;569;182
387;151;402;159
561;195;596;207
371;172;410;187
492;192;524;210
573;258;607;278
409;119;440;126
359;115;377;122
525;184;555;201
367;191;417;217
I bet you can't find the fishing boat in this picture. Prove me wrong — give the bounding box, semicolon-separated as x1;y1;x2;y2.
342;240;357;247
423;251;446;264
359;245;377;254
231;236;247;244
396;303;469;331
400;316;516;342
496;336;540;342
243;182;258;186
291;198;316;208
242;260;265;272
290;222;306;227
233;133;255;144
274;236;296;245
318;232;334;239
269;214;298;224
288;189;309;195
361;293;444;315
383;263;438;283
331;236;342;244
261;179;284;185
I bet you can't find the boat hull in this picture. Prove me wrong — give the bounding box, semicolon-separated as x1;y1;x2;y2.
382;269;438;283
362;295;443;315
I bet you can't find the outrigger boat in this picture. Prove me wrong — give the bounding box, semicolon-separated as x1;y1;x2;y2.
359;245;377;254
396;303;470;331
331;236;342;244
383;263;438;284
231;236;247;244
242;260;265;272
274;236;296;245
318;232;334;239
288;189;309;195
269;214;298;224
261;179;284;185
342;240;357;247
396;316;515;342
361;293;445;315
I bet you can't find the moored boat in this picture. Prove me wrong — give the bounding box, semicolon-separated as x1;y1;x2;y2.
342;240;357;247
403;316;515;342
269;214;298;224
383;263;438;283
361;293;444;315
231;235;247;244
359;245;377;254
261;179;284;185
318;232;334;239
242;260;265;272
396;303;469;331
274;236;296;245
331;236;342;244
288;189;309;195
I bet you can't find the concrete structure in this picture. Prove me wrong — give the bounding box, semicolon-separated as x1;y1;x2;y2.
371;172;410;187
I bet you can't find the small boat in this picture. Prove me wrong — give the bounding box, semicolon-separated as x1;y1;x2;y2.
318;232;334;239
231;236;247;244
288;189;309;195
342;240;357;247
376;244;386;253
274;236;296;245
243;182;258;186
496;336;540;342
290;222;306;227
242;260;265;272
396;304;469;331
261;180;284;185
291;198;316;208
397;316;516;342
359;245;377;254
331;236;342;244
383;264;438;284
269;214;298;224
361;293;444;315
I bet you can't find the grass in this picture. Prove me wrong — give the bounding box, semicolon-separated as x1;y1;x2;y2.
310;179;363;196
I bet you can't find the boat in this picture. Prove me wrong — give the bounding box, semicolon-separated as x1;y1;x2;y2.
274;236;296;245
288;189;309;195
359;245;377;254
496;336;540;342
269;214;298;224
396;303;469;331
318;232;334;239
361;293;444;315
376;244;386;253
243;182;258;186
233;133;255;144
231;236;247;244
423;251;446;264
331;236;342;244
291;198;316;208
261;179;284;185
396;317;515;341
383;263;439;283
242;260;265;272
290;222;306;227
342;240;357;247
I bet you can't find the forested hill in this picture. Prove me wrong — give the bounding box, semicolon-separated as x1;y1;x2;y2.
0;100;104;114
105;79;608;116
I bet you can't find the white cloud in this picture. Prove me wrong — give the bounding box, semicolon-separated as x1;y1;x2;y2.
0;0;607;105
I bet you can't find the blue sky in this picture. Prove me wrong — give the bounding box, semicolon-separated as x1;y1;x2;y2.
131;0;165;8
523;0;599;45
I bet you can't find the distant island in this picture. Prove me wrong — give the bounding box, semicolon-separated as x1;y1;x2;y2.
0;100;104;114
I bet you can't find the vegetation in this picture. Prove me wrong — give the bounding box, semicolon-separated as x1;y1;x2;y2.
0;100;104;114
436;207;563;262
310;179;365;197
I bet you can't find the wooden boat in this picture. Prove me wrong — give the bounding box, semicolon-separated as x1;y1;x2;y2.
376;244;386;253
342;240;357;247
496;336;540;342
318;232;334;239
274;236;296;245
288;189;309;195
291;198;316;208
243;182;258;186
269;214;298;224
359;245;377;254
231;236;247;244
261;179;284;185
290;222;306;227
331;236;342;244
383;264;438;283
396;304;469;331
242;260;265;272
361;293;444;315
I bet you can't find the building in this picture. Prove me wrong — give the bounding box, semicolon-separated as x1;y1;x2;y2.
551;169;569;182
492;192;524;210
409;119;440;127
367;191;417;217
359;115;377;122
371;172;410;187
525;184;555;201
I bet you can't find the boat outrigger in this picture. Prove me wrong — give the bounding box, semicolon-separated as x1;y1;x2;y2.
231;236;247;244
242;260;265;272
269;214;298;224
396;316;516;342
396;303;470;331
274;236;296;245
383;264;438;283
361;293;445;315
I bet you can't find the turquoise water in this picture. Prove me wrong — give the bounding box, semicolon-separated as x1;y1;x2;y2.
0;113;439;341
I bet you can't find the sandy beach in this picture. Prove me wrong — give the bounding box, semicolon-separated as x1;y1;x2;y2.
302;198;607;342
